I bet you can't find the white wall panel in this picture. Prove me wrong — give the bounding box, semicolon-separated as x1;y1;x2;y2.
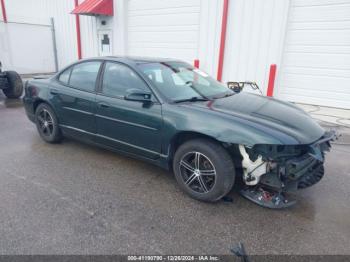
1;0;99;72
0;22;55;73
126;0;201;64
277;0;350;109
113;0;127;55
80;15;98;59
0;3;2;22
222;0;290;95
2;0;49;24
197;0;223;77
0;23;11;69
45;0;78;69
2;0;348;109
0;0;54;73
46;0;98;69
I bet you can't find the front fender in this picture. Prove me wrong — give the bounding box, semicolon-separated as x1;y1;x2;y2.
161;104;299;154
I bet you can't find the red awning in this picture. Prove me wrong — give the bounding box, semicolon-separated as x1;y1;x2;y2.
71;0;113;16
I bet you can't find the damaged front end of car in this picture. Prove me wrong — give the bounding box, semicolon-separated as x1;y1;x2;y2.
237;130;337;209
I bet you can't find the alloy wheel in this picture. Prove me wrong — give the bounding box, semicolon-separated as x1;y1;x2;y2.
37;109;54;137
179;151;216;193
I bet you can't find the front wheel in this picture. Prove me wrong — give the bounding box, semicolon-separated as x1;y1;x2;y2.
173;138;235;202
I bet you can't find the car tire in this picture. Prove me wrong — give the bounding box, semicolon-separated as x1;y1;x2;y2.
173;138;235;202
2;71;23;99
35;103;62;143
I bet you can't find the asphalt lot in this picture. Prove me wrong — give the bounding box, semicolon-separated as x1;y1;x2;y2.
1;93;350;255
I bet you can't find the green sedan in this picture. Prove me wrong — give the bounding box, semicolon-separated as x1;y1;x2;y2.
23;57;335;209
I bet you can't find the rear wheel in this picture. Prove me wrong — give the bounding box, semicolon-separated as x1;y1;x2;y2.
2;71;23;99
173;138;235;202
35;103;62;143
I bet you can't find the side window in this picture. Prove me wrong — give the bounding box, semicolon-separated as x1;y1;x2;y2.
58;67;71;85
69;61;102;92
102;62;148;97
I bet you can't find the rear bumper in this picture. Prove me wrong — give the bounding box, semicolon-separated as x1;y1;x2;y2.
23;97;35;123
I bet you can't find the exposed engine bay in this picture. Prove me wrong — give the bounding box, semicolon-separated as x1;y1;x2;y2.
238;130;337;208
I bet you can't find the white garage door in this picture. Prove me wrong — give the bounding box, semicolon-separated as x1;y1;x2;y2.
277;0;350;109
127;0;200;63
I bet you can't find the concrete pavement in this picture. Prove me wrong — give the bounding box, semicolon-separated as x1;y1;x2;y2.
0;94;350;255
297;103;350;129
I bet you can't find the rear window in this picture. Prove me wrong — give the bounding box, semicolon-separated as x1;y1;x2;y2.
69;61;102;92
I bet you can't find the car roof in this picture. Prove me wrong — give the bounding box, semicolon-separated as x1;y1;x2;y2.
111;56;182;63
82;56;184;65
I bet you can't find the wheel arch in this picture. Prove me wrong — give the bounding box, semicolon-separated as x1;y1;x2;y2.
33;98;56;114
32;99;60;124
167;131;240;170
33;98;46;113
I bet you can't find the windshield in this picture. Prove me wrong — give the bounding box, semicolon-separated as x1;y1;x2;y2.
137;62;233;101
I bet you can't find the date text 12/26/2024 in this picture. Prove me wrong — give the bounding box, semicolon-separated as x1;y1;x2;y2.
128;256;220;261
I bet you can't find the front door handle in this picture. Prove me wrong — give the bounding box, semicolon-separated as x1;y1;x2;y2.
50;89;59;95
98;102;110;108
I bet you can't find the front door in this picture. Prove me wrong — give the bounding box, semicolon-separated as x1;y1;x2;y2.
50;61;102;141
95;62;163;159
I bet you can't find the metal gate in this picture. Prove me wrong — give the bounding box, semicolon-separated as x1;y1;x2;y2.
0;18;58;74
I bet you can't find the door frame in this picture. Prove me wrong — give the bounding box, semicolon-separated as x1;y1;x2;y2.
94;60;164;159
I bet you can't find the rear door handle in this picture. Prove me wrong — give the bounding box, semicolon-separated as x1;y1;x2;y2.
98;102;109;108
50;89;59;95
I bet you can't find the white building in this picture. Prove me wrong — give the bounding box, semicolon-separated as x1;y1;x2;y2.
0;0;349;109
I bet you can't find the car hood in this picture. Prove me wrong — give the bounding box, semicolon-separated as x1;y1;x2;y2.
180;92;325;145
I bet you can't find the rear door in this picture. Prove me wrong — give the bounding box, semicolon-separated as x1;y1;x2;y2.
95;62;163;159
50;61;102;141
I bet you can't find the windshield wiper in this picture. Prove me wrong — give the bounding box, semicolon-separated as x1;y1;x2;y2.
173;96;210;103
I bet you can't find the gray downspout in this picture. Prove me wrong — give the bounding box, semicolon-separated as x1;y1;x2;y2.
50;17;59;72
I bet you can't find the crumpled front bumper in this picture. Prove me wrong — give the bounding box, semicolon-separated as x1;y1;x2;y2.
239;131;337;208
259;130;337;192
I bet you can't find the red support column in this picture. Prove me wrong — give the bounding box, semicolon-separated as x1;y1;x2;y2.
194;59;200;68
1;0;7;23
74;0;82;59
267;64;277;97
217;0;229;82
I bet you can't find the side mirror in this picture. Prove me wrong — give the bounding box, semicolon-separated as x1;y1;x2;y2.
227;82;244;93
124;88;152;102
